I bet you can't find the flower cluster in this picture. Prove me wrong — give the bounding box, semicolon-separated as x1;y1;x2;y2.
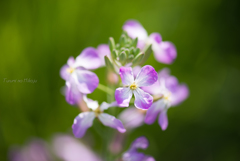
59;20;189;160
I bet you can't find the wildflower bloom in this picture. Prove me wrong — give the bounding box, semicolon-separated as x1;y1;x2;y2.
115;65;158;109
143;68;189;130
72;97;126;138
123;20;177;64
60;47;101;104
122;136;155;161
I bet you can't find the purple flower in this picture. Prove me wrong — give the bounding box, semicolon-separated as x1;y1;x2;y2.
53;134;102;161
122;136;155;161
143;68;189;130
72;97;126;138
60;47;101;104
115;65;158;110
123;20;177;64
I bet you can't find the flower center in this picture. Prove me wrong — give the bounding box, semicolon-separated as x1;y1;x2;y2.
94;107;102;117
130;82;137;90
67;67;74;74
163;92;171;102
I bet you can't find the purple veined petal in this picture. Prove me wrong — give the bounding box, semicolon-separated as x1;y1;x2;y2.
74;47;102;69
67;56;75;67
148;33;162;45
72;112;95;138
97;44;111;66
52;134;102;161
83;95;99;111
133;88;153;110
98;113;126;133
119;67;134;85
118;107;145;129
135;65;158;87
72;69;99;94
133;66;141;79
145;99;165;124
123;20;148;41
158;110;168;131
152;41;177;64
115;87;133;107
100;101;118;111
141;80;161;95
60;64;71;81
171;84;189;106
65;81;83;105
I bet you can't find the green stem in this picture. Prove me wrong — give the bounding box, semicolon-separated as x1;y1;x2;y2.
97;83;114;95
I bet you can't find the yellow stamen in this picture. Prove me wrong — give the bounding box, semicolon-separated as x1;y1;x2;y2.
130;82;137;90
67;67;74;74
94;107;102;117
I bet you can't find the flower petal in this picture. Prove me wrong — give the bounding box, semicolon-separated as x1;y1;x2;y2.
135;65;158;87
141;81;161;95
65;81;83;105
130;136;149;150
53;134;102;161
60;64;71;81
133;66;141;79
123;20;148;41
144;99;165;124
171;84;189;106
72;112;95;138
152;41;177;64
119;67;134;85
67;56;75;66
74;47;102;69
118;107;145;129
72;69;99;94
133;88;153;110
158;110;168;131
115;87;133;107
100;101;118;111
148;33;162;45
98;113;126;133
97;44;111;66
83;96;99;111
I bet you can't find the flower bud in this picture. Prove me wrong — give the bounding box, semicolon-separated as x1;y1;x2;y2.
109;37;115;52
132;52;144;66
104;56;115;72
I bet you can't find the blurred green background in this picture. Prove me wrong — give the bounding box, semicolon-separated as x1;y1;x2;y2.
0;0;240;160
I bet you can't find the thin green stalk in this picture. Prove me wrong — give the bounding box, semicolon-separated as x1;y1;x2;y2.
97;83;114;95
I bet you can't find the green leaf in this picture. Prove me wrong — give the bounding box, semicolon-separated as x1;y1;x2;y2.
104;56;115;72
132;52;144;66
